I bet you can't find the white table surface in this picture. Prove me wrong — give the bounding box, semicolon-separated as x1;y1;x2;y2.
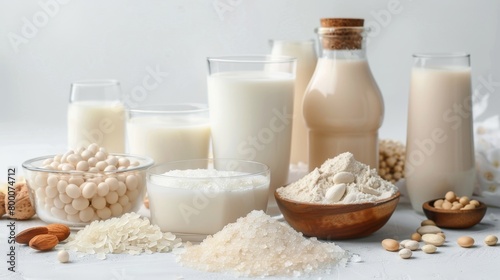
1;122;499;280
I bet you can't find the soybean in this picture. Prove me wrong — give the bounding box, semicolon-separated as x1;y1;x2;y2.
457;236;474;248
381;239;400;252
484;235;498;246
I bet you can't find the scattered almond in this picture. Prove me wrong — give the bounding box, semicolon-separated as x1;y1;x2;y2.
46;224;71;242
29;234;59;251
15;226;48;244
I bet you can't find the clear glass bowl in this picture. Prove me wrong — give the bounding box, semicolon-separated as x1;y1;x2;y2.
22;154;154;228
147;158;270;240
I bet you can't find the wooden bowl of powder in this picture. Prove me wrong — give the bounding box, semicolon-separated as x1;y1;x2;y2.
275;191;400;240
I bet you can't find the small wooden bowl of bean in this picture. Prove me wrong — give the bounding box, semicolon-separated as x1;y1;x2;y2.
422;192;487;229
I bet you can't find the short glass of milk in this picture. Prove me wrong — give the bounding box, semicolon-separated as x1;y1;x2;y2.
68;80;126;153
207;56;296;206
127;104;210;165
147;158;270;241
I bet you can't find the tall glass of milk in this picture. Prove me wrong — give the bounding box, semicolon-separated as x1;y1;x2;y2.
270;40;317;167
68;80;125;153
405;53;475;213
207;55;296;206
127;104;211;165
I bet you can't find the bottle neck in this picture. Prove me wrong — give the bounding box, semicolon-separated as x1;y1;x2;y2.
315;26;368;60
320;48;367;60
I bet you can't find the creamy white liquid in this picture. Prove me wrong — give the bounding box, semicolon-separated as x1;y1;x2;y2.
271;41;317;165
405;67;475;212
127;117;210;165
67;101;125;153
148;170;269;235
208;71;295;199
303;59;384;171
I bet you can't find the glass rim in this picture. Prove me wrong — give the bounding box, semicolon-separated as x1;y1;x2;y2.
22;153;154;174
71;79;120;87
412;52;470;58
207;55;296;64
128;103;209;114
147;158;270;180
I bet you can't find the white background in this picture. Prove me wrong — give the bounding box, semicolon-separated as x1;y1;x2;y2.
0;0;499;156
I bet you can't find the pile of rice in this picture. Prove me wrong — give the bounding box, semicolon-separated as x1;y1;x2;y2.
177;210;349;277
64;212;182;259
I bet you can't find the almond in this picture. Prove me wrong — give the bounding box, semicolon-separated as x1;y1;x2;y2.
29;234;59;251
46;224;71;242
15;226;48;244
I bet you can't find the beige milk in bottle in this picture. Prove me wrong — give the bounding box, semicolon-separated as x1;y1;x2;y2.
270;40;317;165
303;18;384;171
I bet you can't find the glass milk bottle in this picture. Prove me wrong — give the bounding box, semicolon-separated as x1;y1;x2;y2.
270;40;317;166
405;53;475;212
67;80;126;153
303;18;384;171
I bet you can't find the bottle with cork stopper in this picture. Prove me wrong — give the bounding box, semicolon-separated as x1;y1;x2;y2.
303;18;384;171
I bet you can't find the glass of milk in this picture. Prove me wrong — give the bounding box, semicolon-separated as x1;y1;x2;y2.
127;104;211;165
207;55;296;208
147;158;270;241
68;80;126;153
405;53;476;213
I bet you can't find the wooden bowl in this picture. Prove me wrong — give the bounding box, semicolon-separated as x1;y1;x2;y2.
274;191;400;240
422;199;487;229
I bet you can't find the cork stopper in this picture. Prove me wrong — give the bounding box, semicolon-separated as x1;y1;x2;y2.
319;18;365;50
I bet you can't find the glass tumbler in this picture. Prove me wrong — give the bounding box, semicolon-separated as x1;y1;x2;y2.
127;104;211;165
207;55;296;204
67;80;125;153
405;53;475;212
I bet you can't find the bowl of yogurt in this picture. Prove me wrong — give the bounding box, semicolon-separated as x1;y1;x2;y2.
146;159;270;240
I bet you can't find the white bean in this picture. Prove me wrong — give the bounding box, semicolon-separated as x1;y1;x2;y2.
106;178;119;191
97;207;112;219
64;204;78;215
68;176;84;186
104;165;117;172
105;191;119;204
79;207;95;222
118;157;130;167
87;157;98;167
82;182;97;199
110;203;123;217
80;150;92;161
422;244;437;254
399;248;412;259
97;182;110;197
126;175;138;190
66;184;81;199
47;175;59;187
57;250;70;263
91;196;107;210
96;161;107;171
59;193;72;204
87;143;99;154
72;197;90;211
45;186;58;198
76;161;89;171
57;180;68;193
332;172;355;184
324;183;346;203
